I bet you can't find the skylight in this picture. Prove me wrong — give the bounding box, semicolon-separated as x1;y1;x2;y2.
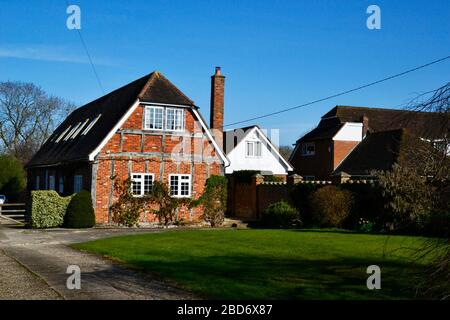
82;114;101;135
70;118;90;139
64;122;81;141
55;126;72;143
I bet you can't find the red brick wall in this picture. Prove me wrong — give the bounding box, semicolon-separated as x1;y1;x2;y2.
332;140;359;169
93;104;223;224
290;139;333;180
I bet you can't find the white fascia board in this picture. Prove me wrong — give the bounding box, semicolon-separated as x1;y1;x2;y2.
88;99;140;161
140;101;193;109
253;127;294;171
191;108;230;167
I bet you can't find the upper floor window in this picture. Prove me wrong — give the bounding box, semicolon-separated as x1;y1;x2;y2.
301;142;315;156
166;108;184;132
246;141;262;157
131;173;154;197
144;106;164;130
144;106;184;132
169;174;191;198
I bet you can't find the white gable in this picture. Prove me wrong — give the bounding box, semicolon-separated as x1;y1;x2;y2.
225;127;293;175
333;122;363;141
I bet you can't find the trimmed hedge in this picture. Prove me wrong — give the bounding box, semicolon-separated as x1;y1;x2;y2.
64;190;95;228
28;191;74;229
262;201;301;228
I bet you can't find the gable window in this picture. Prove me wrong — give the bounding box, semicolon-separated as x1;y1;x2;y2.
131;173;154;197
246;141;262;157
301;142;315;156
74;175;83;193
49;175;55;190
144;106;164;130
169;174;191;198
166;108;184;132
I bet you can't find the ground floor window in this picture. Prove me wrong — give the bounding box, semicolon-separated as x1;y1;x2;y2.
35;176;40;190
49;175;55;190
74;175;83;193
58;177;64;193
169;174;191;198
131;173;154;196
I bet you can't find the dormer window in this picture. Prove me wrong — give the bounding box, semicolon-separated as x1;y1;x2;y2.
144;106;164;130
301;142;315;156
166;108;184;132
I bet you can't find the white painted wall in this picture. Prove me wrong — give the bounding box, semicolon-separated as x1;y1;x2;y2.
333;122;363;141
225;127;291;175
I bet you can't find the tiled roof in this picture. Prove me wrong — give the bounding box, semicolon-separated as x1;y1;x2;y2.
26;72;196;167
333;129;404;176
297;105;445;142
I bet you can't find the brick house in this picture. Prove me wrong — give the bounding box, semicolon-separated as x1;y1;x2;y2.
26;69;229;224
289;105;446;180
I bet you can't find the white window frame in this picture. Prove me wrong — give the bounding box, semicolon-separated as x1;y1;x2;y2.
245;141;262;158
169;174;191;198
130;173;154;197
74;175;83;193
301;142;316;156
144;106;164;131
165;108;184;132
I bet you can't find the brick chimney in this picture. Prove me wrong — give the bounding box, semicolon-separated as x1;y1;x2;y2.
362;115;369;138
210;67;225;148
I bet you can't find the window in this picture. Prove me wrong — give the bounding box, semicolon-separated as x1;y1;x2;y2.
82;114;102;135
301;142;315;156
35;176;40;190
246;141;262;157
58;177;64;193
144;106;164;130
169;174;191;198
74;175;83;193
166;108;184;132
49;175;55;190
131;173;154;196
70;118;90;139
55;126;72;143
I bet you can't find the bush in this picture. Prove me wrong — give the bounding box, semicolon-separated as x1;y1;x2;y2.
261;201;301;228
64;190;95;228
289;183;321;226
28;190;73;228
199;175;227;227
0;155;26;201
309;186;353;227
111;178;143;227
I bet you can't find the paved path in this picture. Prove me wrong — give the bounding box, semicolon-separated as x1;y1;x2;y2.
0;219;195;300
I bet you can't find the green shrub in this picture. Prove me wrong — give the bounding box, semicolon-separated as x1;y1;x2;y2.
199;175;227;227
64;190;95;228
28;190;73;229
309;186;354;227
261;201;301;228
0;155;26;201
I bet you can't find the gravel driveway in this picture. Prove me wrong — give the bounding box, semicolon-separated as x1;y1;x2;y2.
0;219;195;300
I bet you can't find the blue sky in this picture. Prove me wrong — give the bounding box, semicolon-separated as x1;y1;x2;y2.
0;0;449;145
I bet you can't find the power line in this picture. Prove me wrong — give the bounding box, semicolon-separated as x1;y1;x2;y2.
224;55;450;128
64;0;105;94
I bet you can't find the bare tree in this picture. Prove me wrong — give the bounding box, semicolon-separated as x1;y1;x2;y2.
279;145;294;161
377;82;449;299
0;81;75;164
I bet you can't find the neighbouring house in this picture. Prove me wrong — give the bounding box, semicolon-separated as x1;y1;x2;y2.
26;69;230;224
289;105;446;180
223;125;293;179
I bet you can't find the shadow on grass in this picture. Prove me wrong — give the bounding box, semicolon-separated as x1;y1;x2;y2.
116;253;424;300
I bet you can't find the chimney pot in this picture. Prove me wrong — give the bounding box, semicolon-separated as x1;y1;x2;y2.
215;66;221;75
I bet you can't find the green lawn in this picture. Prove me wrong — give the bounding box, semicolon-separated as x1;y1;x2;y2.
73;229;437;299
